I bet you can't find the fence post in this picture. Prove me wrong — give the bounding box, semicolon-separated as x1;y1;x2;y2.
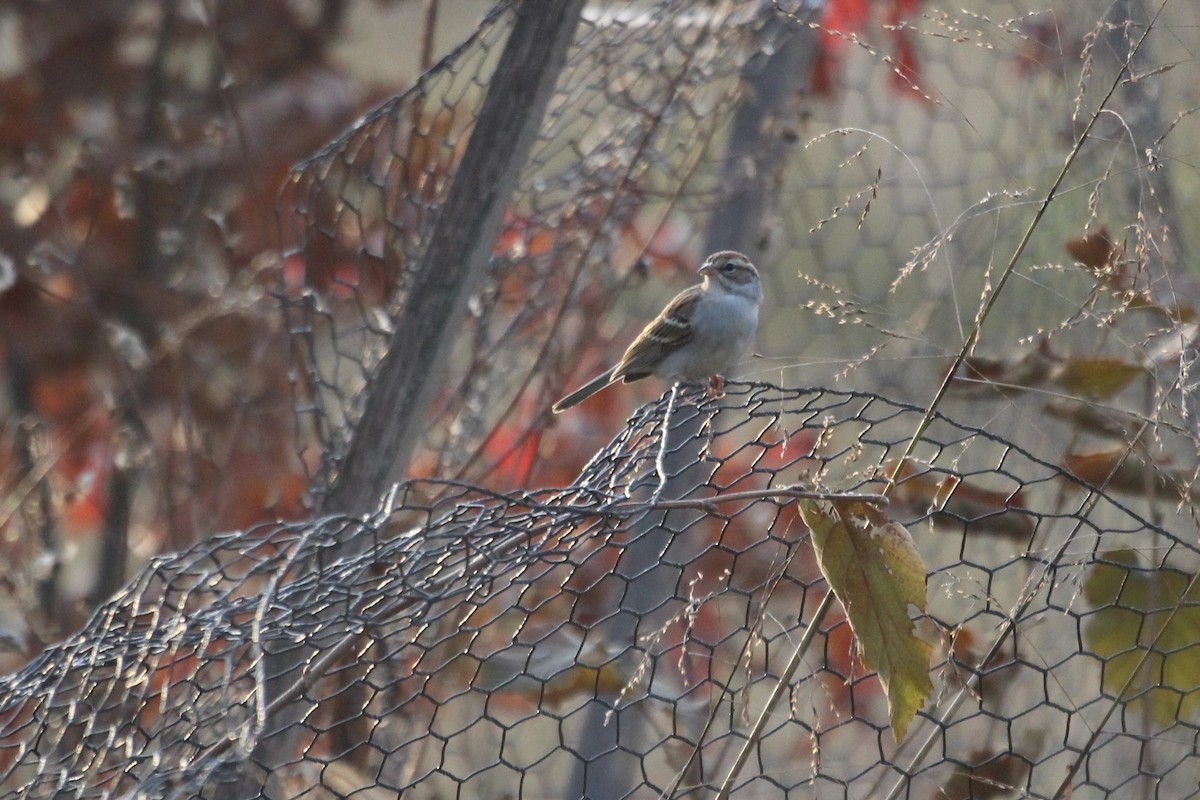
239;2;587;793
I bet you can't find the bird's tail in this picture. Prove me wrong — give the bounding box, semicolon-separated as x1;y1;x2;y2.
552;368;616;413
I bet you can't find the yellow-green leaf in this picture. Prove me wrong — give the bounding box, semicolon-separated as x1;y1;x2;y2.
1083;550;1200;729
1051;357;1144;399
799;499;932;740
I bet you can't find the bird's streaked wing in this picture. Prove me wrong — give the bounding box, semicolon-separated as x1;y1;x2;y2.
613;285;700;381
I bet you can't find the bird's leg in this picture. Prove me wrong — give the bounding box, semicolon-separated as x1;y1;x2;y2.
674;379;715;406
706;374;727;398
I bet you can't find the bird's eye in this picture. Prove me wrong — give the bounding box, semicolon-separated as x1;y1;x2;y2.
721;262;736;272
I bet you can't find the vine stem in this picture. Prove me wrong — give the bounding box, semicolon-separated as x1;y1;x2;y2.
715;591;834;800
882;5;1171;799
883;0;1171;492
1051;568;1200;799
632;486;887;514
707;2;1171;798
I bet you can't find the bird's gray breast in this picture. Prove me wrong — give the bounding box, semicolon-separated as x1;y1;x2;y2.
658;291;758;381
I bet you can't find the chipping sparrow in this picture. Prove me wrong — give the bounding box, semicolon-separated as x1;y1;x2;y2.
552;250;762;413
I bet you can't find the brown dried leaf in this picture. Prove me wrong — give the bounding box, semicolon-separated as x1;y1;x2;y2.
890;460;1033;543
1063;449;1197;503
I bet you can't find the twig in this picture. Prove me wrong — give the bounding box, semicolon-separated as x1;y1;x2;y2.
420;0;439;72
881;1;1165;494
715;592;834;800
706;4;1168;795
163;610;373;787
881;5;1171;797
635;486;886;513
1052;563;1197;798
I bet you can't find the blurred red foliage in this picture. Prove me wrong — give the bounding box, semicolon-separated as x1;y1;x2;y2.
0;1;377;642
812;0;930;102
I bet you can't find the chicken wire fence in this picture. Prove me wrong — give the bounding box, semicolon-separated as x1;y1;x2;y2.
3;0;1200;797
280;0;1200;500
0;382;1194;799
279;0;778;500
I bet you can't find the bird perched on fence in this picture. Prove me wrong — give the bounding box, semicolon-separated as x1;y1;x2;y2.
552;250;762;413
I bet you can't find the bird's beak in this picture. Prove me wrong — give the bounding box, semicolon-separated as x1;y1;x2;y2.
698;262;715;277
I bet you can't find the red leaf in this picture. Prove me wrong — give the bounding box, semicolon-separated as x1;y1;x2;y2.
815;0;931;103
480;423;543;490
822;0;871;36
886;1;930;102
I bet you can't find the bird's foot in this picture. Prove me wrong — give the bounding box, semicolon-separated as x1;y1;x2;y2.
706;374;727;398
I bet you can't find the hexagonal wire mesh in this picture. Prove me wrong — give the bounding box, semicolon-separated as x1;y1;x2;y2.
3;0;1200;797
0;385;1194;797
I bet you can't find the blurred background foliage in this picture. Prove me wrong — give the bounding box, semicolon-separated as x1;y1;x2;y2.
0;1;1198;797
0;0;1196;712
